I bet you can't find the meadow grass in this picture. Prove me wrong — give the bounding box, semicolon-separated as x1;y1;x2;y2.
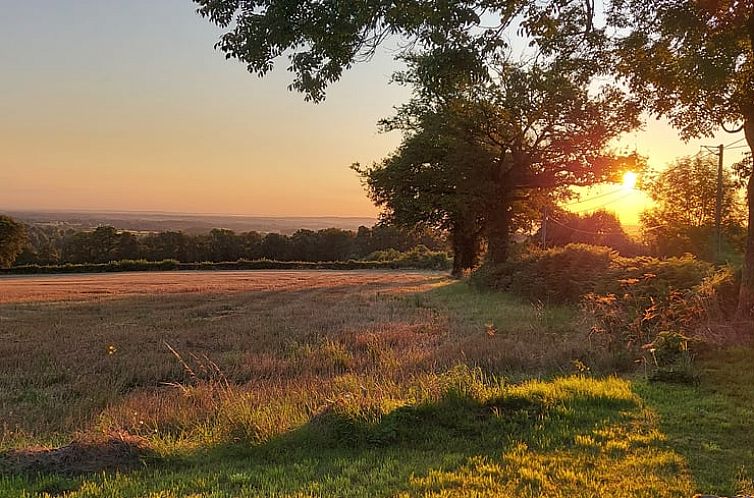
636;347;754;495
0;271;751;497
2;370;694;497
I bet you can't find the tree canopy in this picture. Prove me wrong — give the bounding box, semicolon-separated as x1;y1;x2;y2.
194;0;603;101
193;0;754;304
0;215;27;268
356;54;641;268
12;224;447;267
608;0;754;314
540;209;642;256
641;155;744;261
609;0;753;139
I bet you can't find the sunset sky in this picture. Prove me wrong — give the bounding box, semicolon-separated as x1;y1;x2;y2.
1;0;749;226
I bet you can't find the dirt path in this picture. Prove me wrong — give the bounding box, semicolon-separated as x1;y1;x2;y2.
0;270;446;304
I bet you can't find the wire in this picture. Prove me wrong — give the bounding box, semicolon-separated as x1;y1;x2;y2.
568;191;635;213
697;147;718;159
547;216;625;236
698;138;747;159
562;187;624;207
725;137;747;149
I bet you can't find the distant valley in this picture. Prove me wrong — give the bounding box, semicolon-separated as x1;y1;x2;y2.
4;210;378;235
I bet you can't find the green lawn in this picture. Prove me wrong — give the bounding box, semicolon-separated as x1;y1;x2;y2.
2;373;694;497
637;348;754;495
1;275;752;497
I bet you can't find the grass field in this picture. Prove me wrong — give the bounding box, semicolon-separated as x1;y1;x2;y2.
0;270;752;497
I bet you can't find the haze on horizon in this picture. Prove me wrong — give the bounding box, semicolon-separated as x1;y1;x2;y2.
0;0;748;226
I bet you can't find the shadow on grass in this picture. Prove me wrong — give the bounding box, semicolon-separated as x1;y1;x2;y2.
2;376;694;498
633;346;754;497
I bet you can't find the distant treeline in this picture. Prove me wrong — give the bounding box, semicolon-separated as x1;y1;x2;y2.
1;249;453;275
14;224;448;266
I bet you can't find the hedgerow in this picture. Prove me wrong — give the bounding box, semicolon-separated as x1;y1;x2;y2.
0;249;451;275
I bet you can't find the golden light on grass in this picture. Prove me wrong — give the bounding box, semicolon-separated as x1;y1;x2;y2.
623;171;638;191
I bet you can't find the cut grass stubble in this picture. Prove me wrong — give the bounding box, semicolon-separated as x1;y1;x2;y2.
0;270;752;496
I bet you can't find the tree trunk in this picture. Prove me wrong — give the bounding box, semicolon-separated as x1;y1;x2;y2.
487;197;512;265
451;230;464;277
734;13;754;318
736;117;754;318
451;221;480;277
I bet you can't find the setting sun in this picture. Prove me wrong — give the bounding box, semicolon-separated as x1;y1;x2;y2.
623;171;638;191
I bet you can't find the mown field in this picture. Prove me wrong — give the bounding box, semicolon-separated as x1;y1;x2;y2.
0;270;752;497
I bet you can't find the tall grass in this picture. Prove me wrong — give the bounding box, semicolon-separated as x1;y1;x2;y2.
2;270;753;496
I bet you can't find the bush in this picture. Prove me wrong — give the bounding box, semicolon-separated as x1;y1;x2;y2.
581;263;736;379
364;245;451;270
0;259;182;274
471;244;616;303
472;244;717;304
472;244;738;377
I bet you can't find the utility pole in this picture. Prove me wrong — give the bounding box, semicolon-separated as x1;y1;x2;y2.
703;144;725;262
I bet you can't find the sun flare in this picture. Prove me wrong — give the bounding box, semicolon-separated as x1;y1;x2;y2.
622;171;638;191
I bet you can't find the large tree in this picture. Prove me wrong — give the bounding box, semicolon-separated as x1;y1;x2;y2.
358;56;641;268
0;215;27;268
193;0;642;271
355;98;490;275
609;0;754;315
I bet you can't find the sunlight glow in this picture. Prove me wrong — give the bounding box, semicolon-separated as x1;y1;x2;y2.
622;171;638;191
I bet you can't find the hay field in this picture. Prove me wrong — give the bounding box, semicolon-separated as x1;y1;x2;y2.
0;270;442;304
1;270;751;497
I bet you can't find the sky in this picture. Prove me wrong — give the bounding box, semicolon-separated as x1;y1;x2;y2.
0;0;749;225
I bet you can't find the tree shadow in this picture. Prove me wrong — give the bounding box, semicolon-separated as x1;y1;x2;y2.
4;378;659;497
633;347;754;496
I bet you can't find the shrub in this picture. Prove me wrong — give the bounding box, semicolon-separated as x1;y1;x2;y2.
0;259;182;274
472;244;717;304
582;264;736;379
471;244;616;303
364;245;451;270
473;244;738;377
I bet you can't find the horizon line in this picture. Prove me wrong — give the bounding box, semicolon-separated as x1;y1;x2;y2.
0;207;379;220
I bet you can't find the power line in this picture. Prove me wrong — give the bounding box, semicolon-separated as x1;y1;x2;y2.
562;187;624;207
569;191;635;213
548;212;667;237
725;137;747;149
698;147;718;159
696;138;748;159
547;216;627;236
558;137;748;220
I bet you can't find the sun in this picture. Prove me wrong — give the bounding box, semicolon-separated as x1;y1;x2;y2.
622;171;638;191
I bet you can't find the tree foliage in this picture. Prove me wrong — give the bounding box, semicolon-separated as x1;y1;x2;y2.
0;215;27;268
541;209;642;256
609;0;754;314
13;224;447;266
640;155;744;261
194;0;603;101
356;55;641;269
609;0;754;139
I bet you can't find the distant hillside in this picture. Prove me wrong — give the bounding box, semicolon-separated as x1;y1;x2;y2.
4;210;378;235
